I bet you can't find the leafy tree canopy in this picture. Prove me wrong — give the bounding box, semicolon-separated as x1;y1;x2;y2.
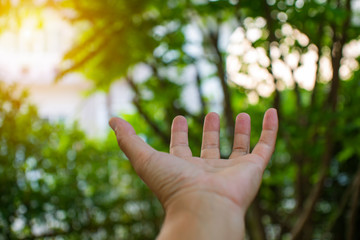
1;0;360;239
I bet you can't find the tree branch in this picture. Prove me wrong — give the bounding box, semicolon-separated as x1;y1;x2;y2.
195;64;207;119
148;63;203;124
55;30;119;82
323;179;352;234
261;205;291;234
246;199;267;240
126;76;170;145
262;0;281;113
293;81;302;111
346;164;360;240
326;0;351;111
62;25;108;60
208;30;235;138
310;23;324;109
292;1;352;237
291;131;334;239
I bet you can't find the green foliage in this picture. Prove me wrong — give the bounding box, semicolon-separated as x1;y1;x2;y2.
1;0;360;239
0;83;162;239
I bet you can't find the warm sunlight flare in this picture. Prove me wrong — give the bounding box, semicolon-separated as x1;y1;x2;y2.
0;9;118;137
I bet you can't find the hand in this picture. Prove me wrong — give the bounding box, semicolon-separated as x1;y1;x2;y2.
109;108;278;239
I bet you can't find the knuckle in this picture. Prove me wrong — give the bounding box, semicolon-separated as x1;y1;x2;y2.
233;145;248;152
202;143;219;149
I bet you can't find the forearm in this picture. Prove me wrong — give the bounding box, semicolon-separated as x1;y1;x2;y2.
157;192;246;240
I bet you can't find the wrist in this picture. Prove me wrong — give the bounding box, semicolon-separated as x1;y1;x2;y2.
158;191;246;240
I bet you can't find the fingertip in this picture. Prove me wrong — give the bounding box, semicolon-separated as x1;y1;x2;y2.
172;115;188;132
206;112;220;119
204;112;220;131
267;108;278;116
263;108;278;130
109;117;118;131
236;112;251;126
173;115;187;123
109;117;136;135
266;108;278;119
236;112;250;120
235;112;251;134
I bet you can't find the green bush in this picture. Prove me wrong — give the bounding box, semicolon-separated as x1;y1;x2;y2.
0;83;163;239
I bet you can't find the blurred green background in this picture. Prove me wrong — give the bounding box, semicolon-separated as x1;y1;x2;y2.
1;0;360;239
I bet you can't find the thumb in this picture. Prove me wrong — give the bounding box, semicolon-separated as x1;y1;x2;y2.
109;117;156;171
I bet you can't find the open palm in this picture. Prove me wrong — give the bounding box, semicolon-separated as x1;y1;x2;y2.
109;108;278;212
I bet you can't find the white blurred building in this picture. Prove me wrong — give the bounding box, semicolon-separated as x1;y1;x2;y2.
0;10;133;138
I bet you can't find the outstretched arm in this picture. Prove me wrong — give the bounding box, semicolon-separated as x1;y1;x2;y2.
109;108;278;240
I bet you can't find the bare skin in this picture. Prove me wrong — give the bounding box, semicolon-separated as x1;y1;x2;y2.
109;108;278;240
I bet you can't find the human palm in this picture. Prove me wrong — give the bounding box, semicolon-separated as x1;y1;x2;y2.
109;109;278;212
